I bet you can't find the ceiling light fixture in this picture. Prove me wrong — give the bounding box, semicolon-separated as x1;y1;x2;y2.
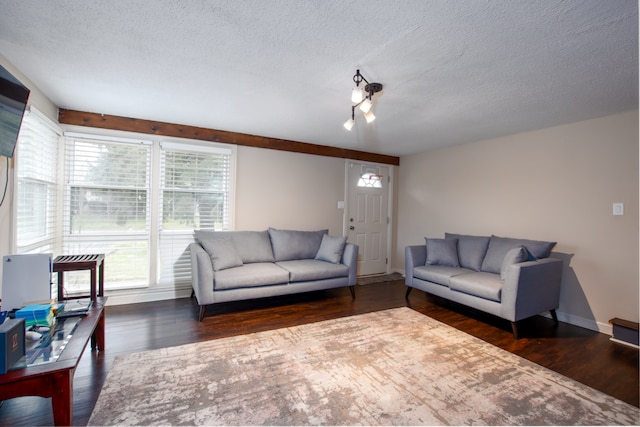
343;69;383;131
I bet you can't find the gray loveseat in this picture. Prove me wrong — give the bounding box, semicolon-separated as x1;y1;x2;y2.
191;228;358;321
405;233;563;338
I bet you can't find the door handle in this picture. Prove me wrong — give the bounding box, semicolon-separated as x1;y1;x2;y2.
349;226;355;230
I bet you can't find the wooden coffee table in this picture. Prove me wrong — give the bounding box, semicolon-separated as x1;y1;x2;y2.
0;297;106;426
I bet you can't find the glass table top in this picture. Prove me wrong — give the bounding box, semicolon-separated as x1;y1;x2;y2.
12;317;81;370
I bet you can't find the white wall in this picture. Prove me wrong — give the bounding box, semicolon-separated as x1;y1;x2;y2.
235;147;346;234
395;111;639;333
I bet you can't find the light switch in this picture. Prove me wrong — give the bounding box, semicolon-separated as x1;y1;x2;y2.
613;203;624;216
338;201;345;209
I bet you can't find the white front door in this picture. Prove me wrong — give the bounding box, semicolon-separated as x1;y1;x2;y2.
346;162;390;276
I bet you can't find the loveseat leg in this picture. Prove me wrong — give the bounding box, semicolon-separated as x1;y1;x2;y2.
511;321;519;339
349;285;356;299
199;305;206;322
550;309;559;326
405;286;413;299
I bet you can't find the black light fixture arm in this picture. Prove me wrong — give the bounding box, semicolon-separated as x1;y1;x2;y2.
353;69;368;87
353;69;383;96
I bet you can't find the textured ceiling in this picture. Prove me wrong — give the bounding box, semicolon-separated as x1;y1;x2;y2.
0;0;637;157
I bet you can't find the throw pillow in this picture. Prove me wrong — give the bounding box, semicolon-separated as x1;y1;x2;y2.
425;238;460;267
198;237;244;272
444;233;490;271
315;234;348;264
500;245;528;281
481;236;556;274
268;228;328;261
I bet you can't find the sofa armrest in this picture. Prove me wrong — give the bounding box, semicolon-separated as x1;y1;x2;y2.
405;245;426;285
500;257;563;322
342;243;359;286
190;242;215;306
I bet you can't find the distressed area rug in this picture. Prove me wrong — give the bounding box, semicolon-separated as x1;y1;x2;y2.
89;308;639;426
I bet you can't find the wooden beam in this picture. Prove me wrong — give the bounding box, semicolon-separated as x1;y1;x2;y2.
58;109;400;166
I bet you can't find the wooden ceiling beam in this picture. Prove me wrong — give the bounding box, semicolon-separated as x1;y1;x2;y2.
58;109;400;166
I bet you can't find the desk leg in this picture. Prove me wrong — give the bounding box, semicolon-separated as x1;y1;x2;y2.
57;272;64;301
51;369;74;426
90;267;97;302
98;259;105;297
92;308;105;351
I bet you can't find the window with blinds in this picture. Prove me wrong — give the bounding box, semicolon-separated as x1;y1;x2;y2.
158;142;233;286
64;135;152;291
15;109;61;254
15;123;234;294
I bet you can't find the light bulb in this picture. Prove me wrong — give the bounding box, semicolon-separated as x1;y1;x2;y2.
364;110;376;123
351;87;364;103
343;118;355;131
359;98;372;113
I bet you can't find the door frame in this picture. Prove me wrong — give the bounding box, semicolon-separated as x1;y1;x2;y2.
343;160;395;276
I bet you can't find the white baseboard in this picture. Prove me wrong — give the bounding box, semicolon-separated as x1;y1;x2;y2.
543;310;612;336
104;285;192;306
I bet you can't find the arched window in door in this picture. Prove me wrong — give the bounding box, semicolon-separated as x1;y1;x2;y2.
357;172;383;188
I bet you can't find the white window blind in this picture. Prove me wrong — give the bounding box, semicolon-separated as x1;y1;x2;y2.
15;109;61;254
158;142;233;285
64;136;152;291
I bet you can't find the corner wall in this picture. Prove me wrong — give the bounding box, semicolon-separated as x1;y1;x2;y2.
0;54;58;286
395;111;639;333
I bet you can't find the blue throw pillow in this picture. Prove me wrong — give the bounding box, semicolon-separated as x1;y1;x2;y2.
315;234;348;264
425;238;460;267
500;246;529;281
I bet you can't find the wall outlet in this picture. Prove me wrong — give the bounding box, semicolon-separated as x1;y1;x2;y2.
613;202;624;216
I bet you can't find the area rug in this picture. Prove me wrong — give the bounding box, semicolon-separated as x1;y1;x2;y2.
89;308;639;426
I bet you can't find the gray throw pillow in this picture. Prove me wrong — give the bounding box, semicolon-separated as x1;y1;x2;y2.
444;233;490;271
315;234;348;264
500;246;528;281
425;238;460;267
481;235;556;274
198;237;244;271
269;228;328;261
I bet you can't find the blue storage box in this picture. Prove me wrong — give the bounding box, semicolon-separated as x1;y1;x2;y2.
0;318;25;374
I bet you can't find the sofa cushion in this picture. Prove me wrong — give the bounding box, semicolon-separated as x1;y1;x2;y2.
277;259;349;282
413;265;474;287
196;230;275;264
315;234;347;264
196;236;244;272
444;233;490;271
214;263;289;290
269;228;328;261
450;272;503;302
425;238;460;267
481;236;556;274
500;246;528;281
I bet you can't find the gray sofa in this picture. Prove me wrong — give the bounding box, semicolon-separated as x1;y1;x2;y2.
190;228;358;321
405;233;563;338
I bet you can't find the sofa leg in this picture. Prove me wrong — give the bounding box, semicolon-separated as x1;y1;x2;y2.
511;321;520;339
198;305;206;322
405;286;413;299
190;289;195;298
550;309;559;326
348;285;356;299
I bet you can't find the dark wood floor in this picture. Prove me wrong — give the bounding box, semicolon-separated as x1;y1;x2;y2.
0;279;637;426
